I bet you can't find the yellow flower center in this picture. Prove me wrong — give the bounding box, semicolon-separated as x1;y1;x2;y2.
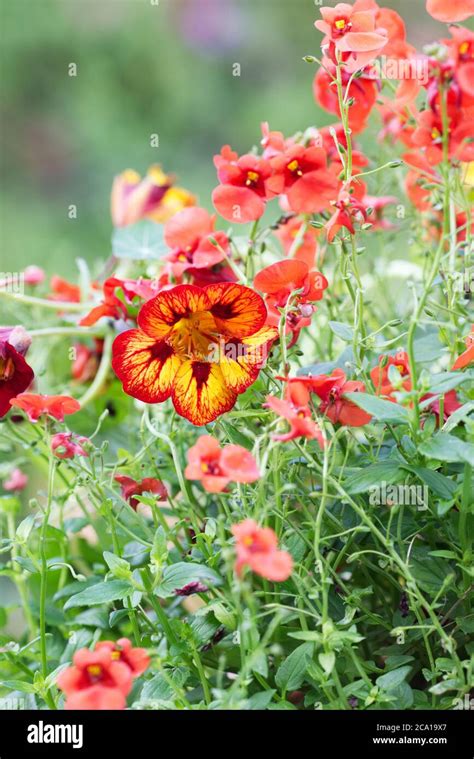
87;665;102;677
169;311;218;360
334;18;347;30
287;159;303;176
245;170;259;186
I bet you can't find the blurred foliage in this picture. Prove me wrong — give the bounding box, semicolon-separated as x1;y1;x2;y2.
1;0;442;276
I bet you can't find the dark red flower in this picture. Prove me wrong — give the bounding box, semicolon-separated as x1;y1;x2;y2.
0;327;34;418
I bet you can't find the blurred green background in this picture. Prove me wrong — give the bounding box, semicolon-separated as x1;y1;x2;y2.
1;0;444;278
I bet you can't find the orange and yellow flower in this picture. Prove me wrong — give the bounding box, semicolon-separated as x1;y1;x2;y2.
111;283;277;426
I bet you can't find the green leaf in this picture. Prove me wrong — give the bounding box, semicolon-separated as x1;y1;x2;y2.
275;642;313;691
329;321;354;342
0;680;36;694
154;562;221;598
112;220;168;260
410;548;454;594
344;392;409;424
64;580;133;609
443;401;474;433
376;665;412;690
103;551;132;580
318;651;336;676
246;690;276;709
419;433;474;466
406;466;457;500
427;370;474;395
345;461;404;495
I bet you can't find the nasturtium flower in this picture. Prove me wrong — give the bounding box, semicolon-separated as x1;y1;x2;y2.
0;326;34;418
48;275;81;303
269;144;339;215
265;381;325;445
111;283;277;426
185;435;260;492
9;393;80;422
232;519;293;582
111;165;172;227
115;474;168;510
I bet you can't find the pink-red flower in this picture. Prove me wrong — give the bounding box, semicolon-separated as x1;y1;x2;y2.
325;185;369;241
0;326;34;418
185;435;260;493
265;381;325;445
212;146;274;223
95;638;150;677
371;351;412;399
115;475;168;510
164;207;229;277
232;519;293;581
9;393;80;422
56;638;149;710
3;468;28;492
269;145;339;215
426;0;474;23
315;2;388;72
303;369;372;426
51;432;90;460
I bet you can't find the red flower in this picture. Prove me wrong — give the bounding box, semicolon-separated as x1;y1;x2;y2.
51;432;90;460
274;216;320;269
72;340;103;383
315;2;388;72
265;381;325;445
79;278;130;327
115;475;168;510
57;646;133;710
184;435;260;493
111;165;172;227
9;393;80;422
254;259;328;346
232;519;293;582
307;369;372;426
313;65;378;133
325;186;368;241
164;207;229;277
254;259;328;306
269;145;339;214
48;276;81;303
422;389;461;423
95;638;150;677
371;351;412;398
0;326;34;418
3;468;28;492
426;0;474;23
412;108;474;165
212;146;274;223
453;325;474;369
